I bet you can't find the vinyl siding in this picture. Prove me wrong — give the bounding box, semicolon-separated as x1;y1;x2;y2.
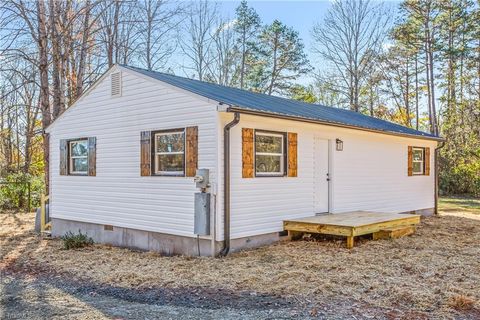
218;113;437;240
48;67;219;237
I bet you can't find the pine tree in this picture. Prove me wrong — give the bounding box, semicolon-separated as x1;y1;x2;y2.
233;0;261;89
255;20;310;95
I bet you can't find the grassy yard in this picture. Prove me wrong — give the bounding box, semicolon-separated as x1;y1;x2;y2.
439;196;480;215
1;197;480;319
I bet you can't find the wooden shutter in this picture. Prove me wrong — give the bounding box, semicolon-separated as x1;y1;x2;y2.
407;146;413;176
59;139;68;175
140;131;151;176
88;137;96;176
425;147;430;176
242;128;254;178
287;132;298;177
185;126;198;177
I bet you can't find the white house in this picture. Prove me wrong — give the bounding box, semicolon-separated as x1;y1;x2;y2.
46;65;442;256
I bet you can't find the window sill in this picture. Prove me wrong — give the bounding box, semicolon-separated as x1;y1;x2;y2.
151;174;187;177
254;174;287;178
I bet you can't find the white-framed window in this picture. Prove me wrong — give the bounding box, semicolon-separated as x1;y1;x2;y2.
154;129;185;176
412;147;425;175
69;139;89;175
255;131;286;176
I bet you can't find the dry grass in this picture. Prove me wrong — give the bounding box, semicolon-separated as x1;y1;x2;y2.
448;295;476;311
1;201;480;318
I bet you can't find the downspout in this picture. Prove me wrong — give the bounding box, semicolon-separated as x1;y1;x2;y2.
434;141;446;215
219;112;240;256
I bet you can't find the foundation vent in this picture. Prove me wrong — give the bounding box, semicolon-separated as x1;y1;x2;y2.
111;72;122;97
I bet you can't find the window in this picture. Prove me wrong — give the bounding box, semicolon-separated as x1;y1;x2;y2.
412;147;425;175
153;129;185;175
255;131;286;176
69;139;88;175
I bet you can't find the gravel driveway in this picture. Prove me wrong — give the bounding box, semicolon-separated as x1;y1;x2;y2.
2;271;365;320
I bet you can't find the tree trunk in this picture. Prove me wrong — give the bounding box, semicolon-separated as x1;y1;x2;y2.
76;0;91;98
405;56;411;127
37;0;51;193
267;33;278;95
240;29;246;89
415;53;419;130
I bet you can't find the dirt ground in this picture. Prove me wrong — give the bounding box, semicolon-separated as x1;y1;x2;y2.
1;202;480;319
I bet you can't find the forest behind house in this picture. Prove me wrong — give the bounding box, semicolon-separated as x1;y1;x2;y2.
0;0;479;211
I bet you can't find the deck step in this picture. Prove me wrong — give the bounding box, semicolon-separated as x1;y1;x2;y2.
373;226;416;240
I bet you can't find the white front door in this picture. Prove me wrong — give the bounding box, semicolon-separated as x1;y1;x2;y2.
314;137;330;213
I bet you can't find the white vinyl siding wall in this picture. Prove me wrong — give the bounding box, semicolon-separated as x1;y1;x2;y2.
218;113;436;240
48;68;218;237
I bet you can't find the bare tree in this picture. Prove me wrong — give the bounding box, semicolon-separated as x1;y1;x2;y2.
207;18;238;86
37;0;51;191
137;0;183;71
98;0;139;67
401;0;439;135
180;0;217;81
312;0;390;112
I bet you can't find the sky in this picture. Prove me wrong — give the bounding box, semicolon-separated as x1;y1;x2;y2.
176;0;402;85
175;1;334;82
217;0;333;57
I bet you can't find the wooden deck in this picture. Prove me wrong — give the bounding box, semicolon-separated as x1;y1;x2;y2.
283;211;421;248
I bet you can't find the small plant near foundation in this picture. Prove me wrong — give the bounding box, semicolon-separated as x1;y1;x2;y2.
61;231;94;250
448;295;475;310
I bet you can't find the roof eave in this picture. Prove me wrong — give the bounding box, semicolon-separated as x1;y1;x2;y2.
226;106;445;142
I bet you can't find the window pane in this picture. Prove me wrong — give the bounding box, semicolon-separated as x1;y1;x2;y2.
413;162;422;174
255;134;282;153
157;154;184;173
156;132;184;153
72;158;88;173
71;140;88;156
256;155;282;173
413;149;423;161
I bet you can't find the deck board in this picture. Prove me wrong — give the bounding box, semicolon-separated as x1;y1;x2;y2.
286;211;418;227
283;211;421;248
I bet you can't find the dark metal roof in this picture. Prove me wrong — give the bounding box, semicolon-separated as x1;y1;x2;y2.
122;65;441;140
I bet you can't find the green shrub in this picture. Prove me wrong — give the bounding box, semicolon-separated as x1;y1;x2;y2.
61;231;94;250
0;172;44;211
439;160;480;197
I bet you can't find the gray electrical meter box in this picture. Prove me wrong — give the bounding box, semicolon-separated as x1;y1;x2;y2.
194;192;210;235
194;169;209;189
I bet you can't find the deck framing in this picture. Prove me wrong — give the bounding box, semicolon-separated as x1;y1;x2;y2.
283;211;421;248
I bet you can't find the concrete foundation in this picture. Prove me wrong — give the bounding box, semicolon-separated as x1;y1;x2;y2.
52;208;433;256
51;218;280;257
401;207;435;216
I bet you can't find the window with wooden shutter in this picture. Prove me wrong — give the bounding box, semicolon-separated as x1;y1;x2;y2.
140;131;151;176
61;137;96;176
288;132;298;177
408;146;429;176
242;128;254;178
146;127;197;177
185;126;198;177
